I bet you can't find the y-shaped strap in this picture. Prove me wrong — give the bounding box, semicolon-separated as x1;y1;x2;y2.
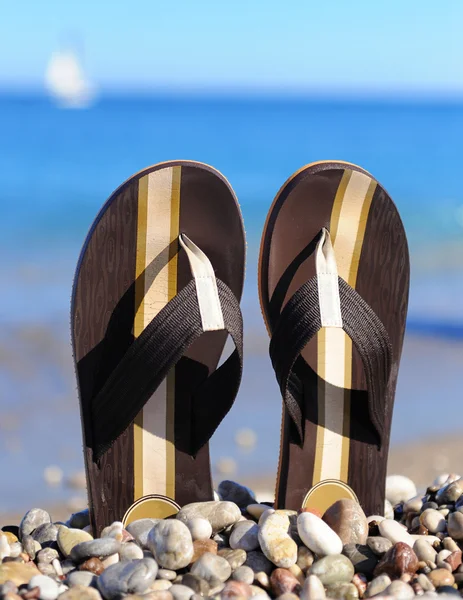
90;235;243;461
269;229;392;447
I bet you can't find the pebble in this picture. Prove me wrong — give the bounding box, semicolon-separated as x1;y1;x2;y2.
247;504;271;521
0;562;40;585
258;511;297;568
230;521;260;552
97;558;158;599
78;557;105;575
218;481;256;508
323;500;368;546
70;538;121;562
221;579;252;598
148;520;194;570
218;548;247;570
378;519;415;546
374;542;419;578
384;580;415;599
300;574;325;600
151;580;173;591
66;571;97;588
31;524;58;545
342;543;378;576
365;574;392;598
101;553;119;568
270;568;301;596
58;527;94;558
190;552;231;586
232;565;254;585
19;509;51;540
185;518;212;541
366;536;393;556
59;586;102;600
36;548;59;565
420;509;447;533
68;509;90;530
445;549;462;571
325;582;358;600
296;547;314;572
428;569;455;588
447;512;463;540
297;513;343;557
119;542;144;561
191;539;218;562
308;555;354;586
177;502;241;534
384;500;394;520
414;538;438;563
404;495;424;513
169;584;194;600
126;519;159;548
28;575;59;600
437;481;463;504
386;476;417;506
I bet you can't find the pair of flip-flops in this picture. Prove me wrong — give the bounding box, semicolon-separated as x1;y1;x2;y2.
72;160;409;534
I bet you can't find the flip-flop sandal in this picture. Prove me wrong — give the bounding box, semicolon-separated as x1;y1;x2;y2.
259;161;409;516
72;161;245;533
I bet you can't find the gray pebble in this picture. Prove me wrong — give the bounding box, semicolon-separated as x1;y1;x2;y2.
217;481;255;508
67;509;90;530
229;521;259;552
61;559;78;576
414;538;438;563
365;574;391;598
66;571;97;588
308;554;355;586
97;558;158;599
218;548;247;570
232;565;254;584
37;548;59;565
159;569;178;581
70;538;121;562
366;536;392;556
244;551;273;575
23;534;39;560
190;552;231;586
384;580;414;599
148;520;193;570
20;508;51;540
177;501;241;534
343;543;378;576
38;563;56;577
182;573;210;595
170;584;195;600
119;542;144;561
32;523;59;545
126;518;159;549
29;575;60;600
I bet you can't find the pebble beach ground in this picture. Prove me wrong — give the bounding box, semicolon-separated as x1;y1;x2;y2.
2;475;463;600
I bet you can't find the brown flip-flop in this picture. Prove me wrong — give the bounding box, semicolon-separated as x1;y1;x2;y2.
259;161;409;516
71;160;245;534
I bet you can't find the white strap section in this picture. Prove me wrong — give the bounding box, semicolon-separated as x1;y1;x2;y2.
178;234;225;332
316;228;343;328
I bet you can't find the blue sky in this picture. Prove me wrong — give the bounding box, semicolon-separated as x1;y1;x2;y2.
1;0;462;94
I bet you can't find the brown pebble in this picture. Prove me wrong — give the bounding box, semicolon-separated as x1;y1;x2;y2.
270;568;301;597
78;557;105;576
323;499;368;545
352;573;367;598
428;568;455;588
374;542;419;579
445;550;462;572
21;587;40;600
191;539;218;563
221;580;252;599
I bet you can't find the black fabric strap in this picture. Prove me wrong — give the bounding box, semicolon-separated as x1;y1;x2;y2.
269;276;392;447
91;278;243;461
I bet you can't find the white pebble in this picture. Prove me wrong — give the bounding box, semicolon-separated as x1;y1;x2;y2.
301;574;326;600
379;519;415;546
101;552;119;567
384;499;394;519
297;512;343;556
420;509;446;533
0;536;10;561
186;518;212;541
29;575;59;600
52;558;63;576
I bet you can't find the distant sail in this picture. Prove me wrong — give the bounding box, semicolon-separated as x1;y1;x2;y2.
45;50;96;108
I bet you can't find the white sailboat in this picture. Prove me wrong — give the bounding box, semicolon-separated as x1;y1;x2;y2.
45;49;96;108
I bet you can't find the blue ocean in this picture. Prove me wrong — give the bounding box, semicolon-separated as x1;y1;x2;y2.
0;95;462;514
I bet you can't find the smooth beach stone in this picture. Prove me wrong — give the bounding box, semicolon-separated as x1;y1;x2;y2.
67;509;90;530
218;481;256;508
71;538;121;562
102;553;119;568
218;548;247;570
8;542;22;559
444;550;462;571
0;561;40;585
19;509;51;540
297;513;343;557
296;546;314;572
308;554;354;586
158;569;177;581
126;519;159;549
97;558;158;599
148;520;193;570
323;500;368;546
378;519;415;546
36;548;59;565
23;535;39;560
428;569;455;588
232;565;254;585
365;574;392;598
269;568;301;596
413;538;438;563
31;524;58;546
325;583;358;600
258;511;297;568
420;509;447;533
190;552;231;586
386;476;417;506
443;538;459;553
230;521;259;552
186;518;213;542
100;522;124;541
374;542;419;579
181;573;209;595
0;535;10;561
28;575;59;600
288;564;304;585
78;557;105;575
247;505;270;521
177;502;241;534
59;585;103;600
244;550;273;575
191;539;218;563
120;542;144;561
411;534;441;545
342;543;378;576
437;481;463;504
66;571;97;588
58;527;93;558
38;563;56;577
447;512;463;540
366;536;393;556
384;580;415;599
300;574;325;600
169;584;194;600
151;580;172;591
